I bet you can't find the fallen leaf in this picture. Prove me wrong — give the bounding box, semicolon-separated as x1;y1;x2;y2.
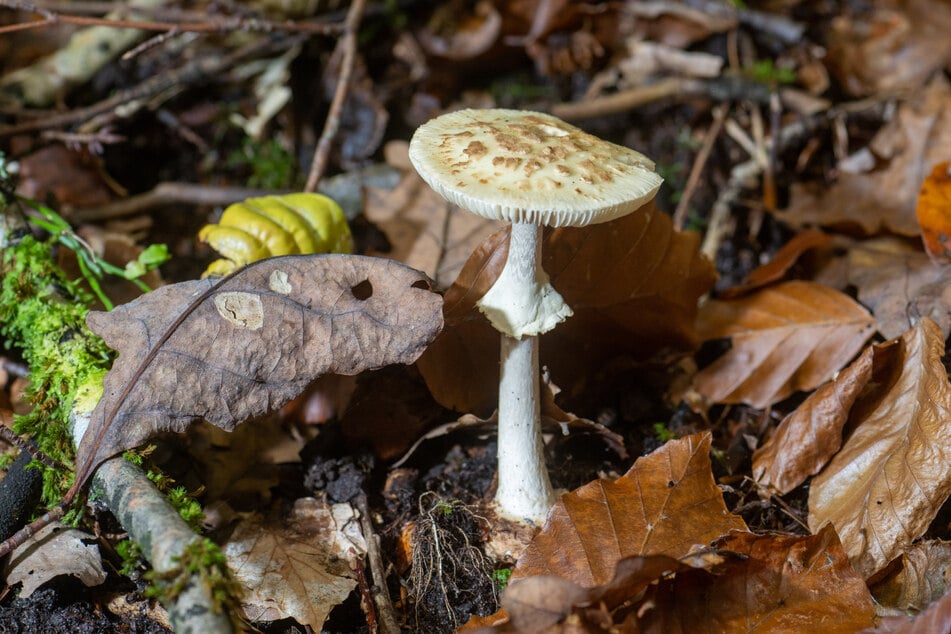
692;280;875;408
513;433;746;587
861;587;951;633
826;0;951;97
639;526;876;633
916;160;951;263
419;201;716;413
872;540;951;612
846;237;951;340
719;228;832;299
779;77;951;236
4;523;106;597
809;318;951;579
365;142;504;289
223;498;364;630
75;255;443;491
752;344;876;494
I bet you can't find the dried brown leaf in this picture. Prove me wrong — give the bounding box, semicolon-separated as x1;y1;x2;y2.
691;280;875;408
872;540;951;612
365;142;504;289
847;237;951;340
513;433;746;587
223;498;364;630
809;318;951;579
3;523;106;597
76;255;443;490
639;526;876;633
419;201;716;413
752;344;876;494
779;77;951;236
719;228;832;299
861;588;951;634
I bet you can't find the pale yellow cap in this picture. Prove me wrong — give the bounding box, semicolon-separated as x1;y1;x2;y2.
408;108;662;227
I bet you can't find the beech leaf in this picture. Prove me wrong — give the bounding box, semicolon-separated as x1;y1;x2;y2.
692;280;875;408
4;523;106;597
752;343;877;494
76;255;443;489
513;433;746;587
223;498;365;630
809;318;951;579
639;526;876;633
872;540;951;612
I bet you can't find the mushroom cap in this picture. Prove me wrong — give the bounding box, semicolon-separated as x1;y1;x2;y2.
408;108;663;228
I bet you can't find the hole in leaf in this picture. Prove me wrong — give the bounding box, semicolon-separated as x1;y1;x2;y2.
351;279;373;300
411;279;431;291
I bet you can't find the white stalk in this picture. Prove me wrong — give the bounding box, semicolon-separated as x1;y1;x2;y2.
477;222;572;339
485;222;557;523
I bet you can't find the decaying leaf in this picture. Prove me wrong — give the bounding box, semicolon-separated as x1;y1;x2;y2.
862;587;951;633
473;526;875;633
809;318;951;579
419;201;716;413
692;280;875;408
872;540;951;612
752;344;877;494
75;255;443;490
223;498;365;630
847;237;951;340
4;523;106;597
719;228;832;299
639;526;876;633
779;77;951;236
513;433;746;587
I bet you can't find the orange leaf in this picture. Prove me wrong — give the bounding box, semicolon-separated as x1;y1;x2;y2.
513;433;746;587
916;160;951;263
720;228;832;299
752;343;877;494
640;526;876;633
692;280;875;408
809;318;951;579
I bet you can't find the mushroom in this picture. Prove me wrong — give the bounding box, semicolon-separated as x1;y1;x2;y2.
409;109;662;523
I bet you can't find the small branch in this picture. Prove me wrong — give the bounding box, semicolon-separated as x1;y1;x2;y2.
304;0;368;192
550;77;703;121
0;0;345;36
0;34;303;137
356;494;401;634
673;103;728;231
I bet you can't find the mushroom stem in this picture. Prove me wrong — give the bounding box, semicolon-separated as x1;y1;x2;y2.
490;222;556;523
496;331;555;523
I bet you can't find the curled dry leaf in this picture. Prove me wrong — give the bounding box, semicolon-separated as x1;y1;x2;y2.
419;201;716;413
847;237;951;340
4;523;106;597
872;540;951;612
719;228;832;299
752;344;877;494
75;255;443;490
223;498;365;630
860;588;951;634
809;318;951;579
692;280;875;408
513;433;746;587
639;526;876;633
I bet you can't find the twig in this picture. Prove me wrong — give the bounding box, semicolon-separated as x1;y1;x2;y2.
550;77;704;121
356;494;401;634
352;550;379;633
0;426;70;471
0;0;345;36
304;0;368;192
673;103;728;231
0;34;303;137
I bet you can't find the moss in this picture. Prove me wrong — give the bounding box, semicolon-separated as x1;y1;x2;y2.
145;538;242;618
0;235;113;507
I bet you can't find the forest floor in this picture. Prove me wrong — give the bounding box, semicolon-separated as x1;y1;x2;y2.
1;1;950;632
